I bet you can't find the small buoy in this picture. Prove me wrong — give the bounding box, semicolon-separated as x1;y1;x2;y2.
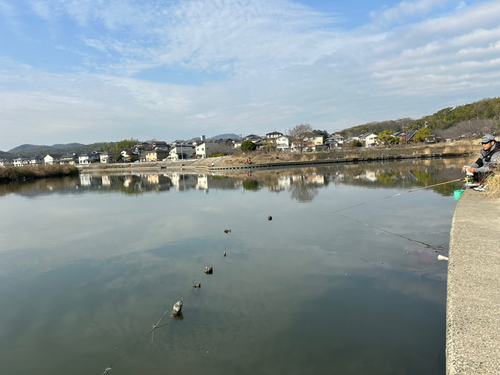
268;215;272;221
204;266;213;274
437;255;449;261
223;252;226;257
192;283;201;288
172;300;183;316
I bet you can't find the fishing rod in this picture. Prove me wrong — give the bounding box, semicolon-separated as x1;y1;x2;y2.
405;178;463;193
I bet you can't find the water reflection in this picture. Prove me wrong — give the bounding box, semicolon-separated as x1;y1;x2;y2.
0;158;467;201
0;159;460;375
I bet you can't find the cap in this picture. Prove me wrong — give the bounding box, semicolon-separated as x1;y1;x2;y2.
481;134;496;144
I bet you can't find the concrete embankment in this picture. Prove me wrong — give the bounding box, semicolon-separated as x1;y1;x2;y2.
447;190;500;374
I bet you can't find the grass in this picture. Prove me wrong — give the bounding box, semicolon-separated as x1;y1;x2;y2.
0;164;79;182
485;173;500;198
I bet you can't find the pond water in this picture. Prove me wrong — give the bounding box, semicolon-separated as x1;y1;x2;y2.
0;158;467;375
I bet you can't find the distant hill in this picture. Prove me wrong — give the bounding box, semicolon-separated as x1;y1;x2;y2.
7;142;111;158
0;150;13;159
341;97;500;136
190;133;241;141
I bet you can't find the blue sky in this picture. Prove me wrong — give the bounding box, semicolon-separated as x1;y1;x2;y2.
0;0;499;150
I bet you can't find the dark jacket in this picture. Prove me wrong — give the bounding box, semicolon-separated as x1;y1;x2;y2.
471;142;500;173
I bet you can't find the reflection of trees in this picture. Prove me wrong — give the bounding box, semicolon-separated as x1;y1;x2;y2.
288;176;319;203
242;179;260;191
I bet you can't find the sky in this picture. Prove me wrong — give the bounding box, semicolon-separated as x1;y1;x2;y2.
0;0;499;151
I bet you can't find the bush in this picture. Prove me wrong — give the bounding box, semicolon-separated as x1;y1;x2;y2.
241;140;257;152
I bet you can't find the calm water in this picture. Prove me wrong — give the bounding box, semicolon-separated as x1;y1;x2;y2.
0;159;466;375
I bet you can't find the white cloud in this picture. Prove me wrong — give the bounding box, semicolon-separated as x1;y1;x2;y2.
1;0;500;150
369;0;456;27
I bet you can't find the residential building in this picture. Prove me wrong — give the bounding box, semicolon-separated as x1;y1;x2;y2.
100;152;119;164
151;141;170;151
359;133;378;147
60;154;78;165
195;142;218;158
146;149;169;162
275;136;290;151
28;157;44;166
79;154;99;164
13;157;29;167
169;143;193;160
44;154;62;165
266;131;283;141
0;159;13;167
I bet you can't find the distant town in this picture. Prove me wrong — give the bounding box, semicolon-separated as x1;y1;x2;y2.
0;129;431;168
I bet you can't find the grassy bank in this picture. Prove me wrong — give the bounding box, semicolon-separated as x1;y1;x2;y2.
218;139;478;167
0;164;79;183
485;174;500;198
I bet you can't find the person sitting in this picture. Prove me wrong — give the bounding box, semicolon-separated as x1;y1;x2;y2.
462;134;500;186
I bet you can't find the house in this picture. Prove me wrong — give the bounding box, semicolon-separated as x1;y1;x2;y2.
404;130;418;143
0;159;13;167
359;133;378;147
195;142;217;158
245;134;262;142
60;154;78;165
28;157;44;166
275;136;290;151
78;154;99;164
151;141;170;151
169;143;193;161
266;131;283;141
120;150;139;162
146;149;169;162
44;154;62;165
13;157;29;167
100;152;118;164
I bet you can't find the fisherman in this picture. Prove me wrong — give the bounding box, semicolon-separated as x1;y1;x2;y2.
462;134;500;188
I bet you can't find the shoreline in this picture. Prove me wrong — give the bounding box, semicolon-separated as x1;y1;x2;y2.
78;149;472;174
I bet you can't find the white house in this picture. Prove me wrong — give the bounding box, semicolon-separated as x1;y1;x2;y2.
266;131;283;141
79;154;99;164
169;143;193;161
44;154;62;165
100;152;118;164
13;158;29;167
275;136;290;151
195;142;217;158
359;133;378;147
28;157;44;166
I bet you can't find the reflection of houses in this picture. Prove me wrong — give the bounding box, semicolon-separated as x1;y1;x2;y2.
102;175;111;186
44;154;62;165
80;174;92;186
171;173;198;191
355;170;378;182
292;174;325;184
278;176;292;188
196;175;208;191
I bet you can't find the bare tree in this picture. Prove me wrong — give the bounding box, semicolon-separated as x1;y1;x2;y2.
435;119;498;140
208;143;235;156
289;124;314;153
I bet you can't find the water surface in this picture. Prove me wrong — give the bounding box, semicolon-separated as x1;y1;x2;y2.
0;159;465;374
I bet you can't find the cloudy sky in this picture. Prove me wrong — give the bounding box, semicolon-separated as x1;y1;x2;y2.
0;0;499;150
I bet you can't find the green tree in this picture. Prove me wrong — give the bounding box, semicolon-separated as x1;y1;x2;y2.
377;130;399;145
349;140;363;147
414;128;431;142
241;140;257;152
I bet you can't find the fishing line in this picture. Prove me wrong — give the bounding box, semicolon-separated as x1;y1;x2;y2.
333;211;436;249
101;307;171;374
